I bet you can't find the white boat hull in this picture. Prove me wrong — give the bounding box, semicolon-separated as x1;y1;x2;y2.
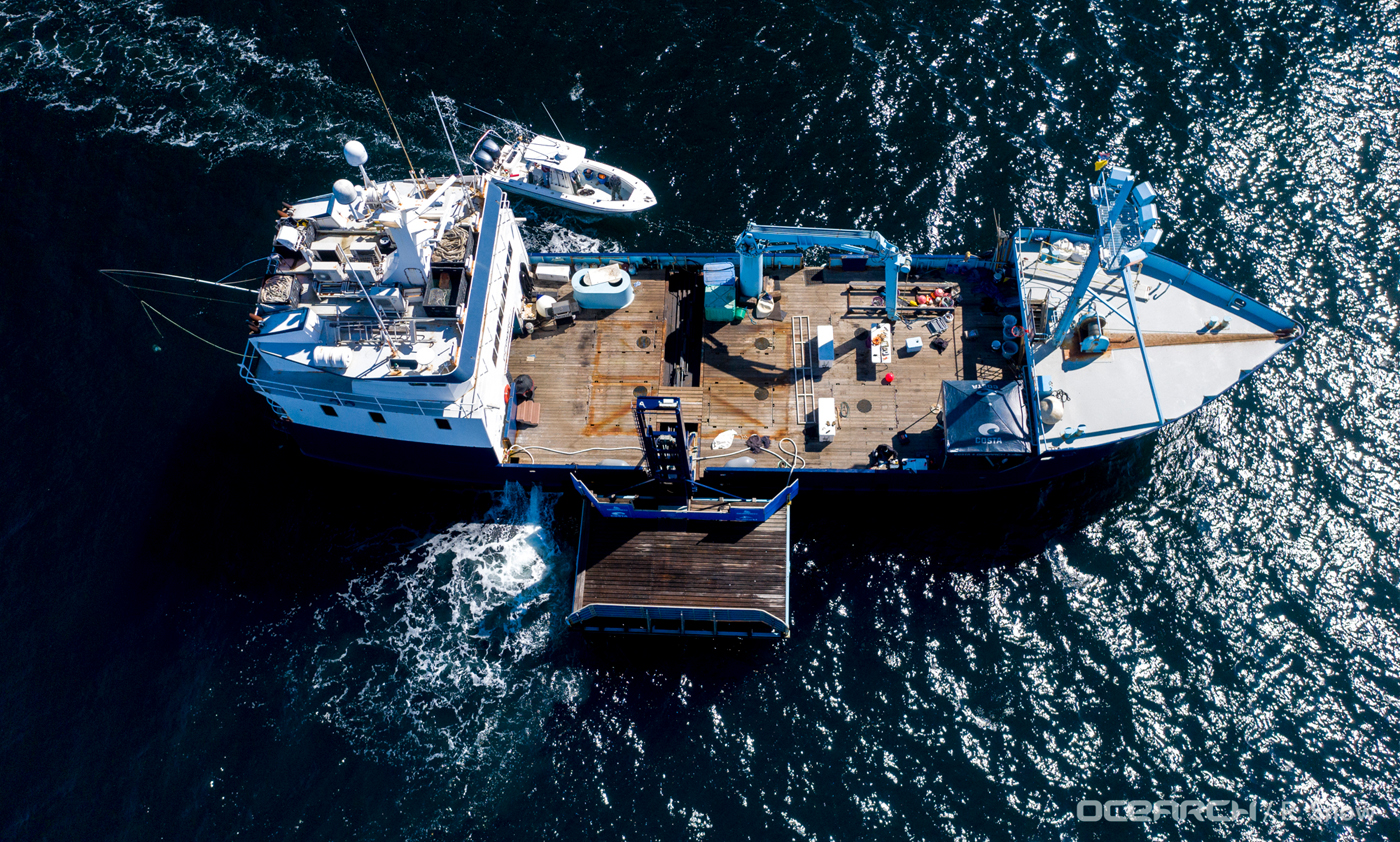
493;159;656;216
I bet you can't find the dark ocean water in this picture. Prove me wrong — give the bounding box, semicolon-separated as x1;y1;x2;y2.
2;0;1399;839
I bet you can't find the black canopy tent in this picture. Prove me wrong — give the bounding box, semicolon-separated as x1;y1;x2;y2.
941;380;1032;455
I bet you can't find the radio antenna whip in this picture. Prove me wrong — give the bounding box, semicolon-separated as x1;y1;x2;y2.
462;102;529;137
346;23;422;189
541;101;565;142
431;92;463;177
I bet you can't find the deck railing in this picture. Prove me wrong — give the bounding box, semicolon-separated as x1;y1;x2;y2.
238;344;468;418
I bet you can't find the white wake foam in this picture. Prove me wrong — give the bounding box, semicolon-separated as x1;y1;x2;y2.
519;218;620;253
292;484;582;777
0;0;442;168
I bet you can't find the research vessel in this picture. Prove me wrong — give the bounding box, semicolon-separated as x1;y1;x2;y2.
240;143;1299;637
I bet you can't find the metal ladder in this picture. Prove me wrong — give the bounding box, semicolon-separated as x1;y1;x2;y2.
791;315;816;428
634;397;693;488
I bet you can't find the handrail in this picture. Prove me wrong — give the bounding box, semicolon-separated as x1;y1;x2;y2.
239;347;467;419
242;373;468;418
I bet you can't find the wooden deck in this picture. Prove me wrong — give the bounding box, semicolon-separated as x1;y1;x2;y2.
510;265;1014;472
571;505;790;634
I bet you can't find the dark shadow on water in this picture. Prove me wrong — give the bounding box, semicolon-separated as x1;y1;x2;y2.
790;434;1157;570
139;386;504;602
559;436;1156;672
573;632;788;675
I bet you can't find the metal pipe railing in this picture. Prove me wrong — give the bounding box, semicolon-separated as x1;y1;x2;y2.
238;352;466;419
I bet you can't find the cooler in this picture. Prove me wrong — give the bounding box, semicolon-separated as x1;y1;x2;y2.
817;397;836;442
703;261;739;322
815;324;835;369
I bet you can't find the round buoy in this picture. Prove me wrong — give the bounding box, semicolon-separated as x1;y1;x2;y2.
883;372;895;384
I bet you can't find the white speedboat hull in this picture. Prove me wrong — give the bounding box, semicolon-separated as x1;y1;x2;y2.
493;159;656;216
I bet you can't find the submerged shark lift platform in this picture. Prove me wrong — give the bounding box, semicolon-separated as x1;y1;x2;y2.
567;397;797;638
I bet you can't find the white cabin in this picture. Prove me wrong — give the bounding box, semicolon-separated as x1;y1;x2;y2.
240;143;529;467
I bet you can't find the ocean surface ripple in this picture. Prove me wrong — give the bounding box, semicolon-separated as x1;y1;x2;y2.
1;0;1398;839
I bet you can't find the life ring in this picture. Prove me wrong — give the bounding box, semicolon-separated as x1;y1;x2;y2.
1009;325;1024;339
505;384;512;406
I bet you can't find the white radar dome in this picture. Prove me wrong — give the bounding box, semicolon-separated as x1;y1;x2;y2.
343;140;369;167
332;179;358;206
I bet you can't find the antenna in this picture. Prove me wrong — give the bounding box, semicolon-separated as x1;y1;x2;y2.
345;23;422;190
461;102;530;137
541;101;565;142
430;91;463;177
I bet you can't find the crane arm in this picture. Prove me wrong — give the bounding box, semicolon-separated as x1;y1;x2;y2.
734;223;910;322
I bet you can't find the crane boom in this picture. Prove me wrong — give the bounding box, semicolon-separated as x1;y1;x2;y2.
734;223;911;322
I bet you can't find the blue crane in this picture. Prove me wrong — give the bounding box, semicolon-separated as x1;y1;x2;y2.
734;223;911;323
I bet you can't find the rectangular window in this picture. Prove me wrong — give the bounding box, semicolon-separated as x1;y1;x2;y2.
369;411;386;424
321;405;338;417
435;418;451;430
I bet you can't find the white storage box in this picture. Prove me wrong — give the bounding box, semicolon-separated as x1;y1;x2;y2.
368;286;405;316
534;263;572;286
817;397;837;442
815;324;835;369
905;336;922;353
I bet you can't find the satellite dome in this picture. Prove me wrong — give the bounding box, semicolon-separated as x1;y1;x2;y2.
332;178;357;206
343;140;368;167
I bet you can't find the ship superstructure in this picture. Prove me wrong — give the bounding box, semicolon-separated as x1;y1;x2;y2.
241;141;530;472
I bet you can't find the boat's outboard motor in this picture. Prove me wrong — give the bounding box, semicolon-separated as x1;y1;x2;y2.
472;137;504;172
472;148;496;170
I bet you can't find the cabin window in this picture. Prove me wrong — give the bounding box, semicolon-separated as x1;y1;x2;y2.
435;419;451;430
321;405;338;417
369;411;386;424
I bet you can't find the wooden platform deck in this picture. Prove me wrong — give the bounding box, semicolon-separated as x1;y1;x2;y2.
570;504;791;636
510;266;1014;473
